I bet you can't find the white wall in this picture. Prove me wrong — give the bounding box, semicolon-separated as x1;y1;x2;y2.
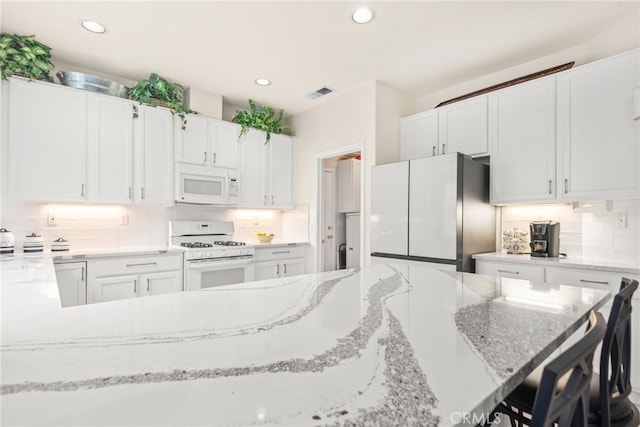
415;11;639;112
375;82;414;164
288;82;376;272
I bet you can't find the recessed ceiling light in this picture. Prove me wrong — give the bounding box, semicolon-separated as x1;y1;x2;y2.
352;8;375;24
255;78;271;86
81;20;107;34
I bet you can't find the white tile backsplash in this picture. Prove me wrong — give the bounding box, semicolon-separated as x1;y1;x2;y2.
0;200;309;252
501;200;640;265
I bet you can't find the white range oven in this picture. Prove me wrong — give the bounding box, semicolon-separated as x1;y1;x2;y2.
170;221;255;291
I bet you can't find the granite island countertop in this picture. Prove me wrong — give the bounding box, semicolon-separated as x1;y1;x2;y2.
1;258;609;426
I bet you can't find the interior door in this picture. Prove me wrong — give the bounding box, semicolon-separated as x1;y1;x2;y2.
321;168;336;271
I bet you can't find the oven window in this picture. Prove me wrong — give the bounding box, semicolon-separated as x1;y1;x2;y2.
200;268;246;289
184;178;223;197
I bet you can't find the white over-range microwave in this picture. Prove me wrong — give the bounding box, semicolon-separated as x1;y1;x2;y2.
175;164;240;205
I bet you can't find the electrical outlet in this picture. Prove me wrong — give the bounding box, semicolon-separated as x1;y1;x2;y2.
120;214;129;226
47;214;57;226
616;212;627;229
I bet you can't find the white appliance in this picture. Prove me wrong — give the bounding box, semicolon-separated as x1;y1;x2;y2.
175;164;239;205
169;221;255;290
371;152;495;272
345;213;360;268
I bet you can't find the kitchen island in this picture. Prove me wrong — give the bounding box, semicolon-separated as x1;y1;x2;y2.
1;257;609;426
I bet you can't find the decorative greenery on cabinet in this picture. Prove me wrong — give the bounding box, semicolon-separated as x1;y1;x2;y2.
0;33;54;81
129;73;195;130
232;99;293;143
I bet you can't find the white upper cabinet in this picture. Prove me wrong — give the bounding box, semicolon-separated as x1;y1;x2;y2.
489;76;557;204
557;49;639;201
400;96;488;161
337;158;361;213
401;110;439;160
239;129;294;209
87;94;135;204
438;95;488;157
7;78;87;202
175;115;239;169
269;133;294;209
134;105;174;205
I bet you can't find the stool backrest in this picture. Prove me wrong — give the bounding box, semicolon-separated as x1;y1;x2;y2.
599;277;639;426
531;310;606;427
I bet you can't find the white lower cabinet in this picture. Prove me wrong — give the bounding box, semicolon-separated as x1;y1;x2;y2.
87;253;183;304
476;257;640;403
53;261;87;307
254;245;306;281
476;261;545;282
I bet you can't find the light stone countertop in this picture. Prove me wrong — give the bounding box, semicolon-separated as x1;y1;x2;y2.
473;251;640;275
0;257;609;426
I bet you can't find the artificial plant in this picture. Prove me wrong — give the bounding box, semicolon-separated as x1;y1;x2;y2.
0;33;54;81
129;73;194;130
232;99;293;143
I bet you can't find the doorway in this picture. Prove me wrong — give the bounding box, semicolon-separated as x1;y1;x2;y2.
315;143;364;273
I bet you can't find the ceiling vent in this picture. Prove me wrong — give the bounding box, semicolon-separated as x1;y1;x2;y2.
306;86;335;100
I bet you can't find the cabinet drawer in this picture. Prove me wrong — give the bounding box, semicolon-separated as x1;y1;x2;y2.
255;245;306;261
90;254;183;277
477;261;545;282
545;268;626;291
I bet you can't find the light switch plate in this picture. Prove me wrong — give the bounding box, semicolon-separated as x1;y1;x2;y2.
616;212;627;228
47;214;57;226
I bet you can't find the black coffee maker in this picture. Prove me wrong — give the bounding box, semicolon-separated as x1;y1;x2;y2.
529;221;560;257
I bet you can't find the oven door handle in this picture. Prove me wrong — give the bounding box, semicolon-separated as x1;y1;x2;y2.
187;256;254;269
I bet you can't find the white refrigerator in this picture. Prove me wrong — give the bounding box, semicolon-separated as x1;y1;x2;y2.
371;152;495;272
345;213;360;268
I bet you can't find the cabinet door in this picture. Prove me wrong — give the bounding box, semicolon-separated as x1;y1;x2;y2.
93;275;138;303
476;261;545;283
135;105;174;205
401;110;439;160
174;114;208;166
371;161;409;256
409;154;457;260
87;94;134;204
7;78;87;202
281;258;306;277
558;49;640;201
269;134;294;209
239;129;269;207
489;76;557;204
438;96;488;157
211;119;239;169
337;159;361;213
346;213;360;268
255;260;279;280
140;271;183;296
54;262;87;307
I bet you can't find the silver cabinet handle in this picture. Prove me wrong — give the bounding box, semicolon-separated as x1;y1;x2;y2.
204;151;207;164
129;186;132;199
134;279;137;293
432;146;436;156
264;195;267;205
283;263;287;274
579;279;609;285
273;251;290;254
497;269;519;275
81;184;85;197
81;266;85;282
564;179;568;194
147;278;150;291
548;180;552;194
276;264;280;275
442;144;446;154
126;262;158;267
141;188;145;199
213;153;217;164
271;195;274;205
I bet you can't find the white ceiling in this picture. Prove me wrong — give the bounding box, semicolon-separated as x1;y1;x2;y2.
1;1;638;116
